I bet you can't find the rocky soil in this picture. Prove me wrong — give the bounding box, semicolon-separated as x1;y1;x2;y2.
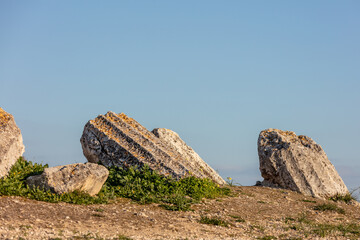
1;186;359;240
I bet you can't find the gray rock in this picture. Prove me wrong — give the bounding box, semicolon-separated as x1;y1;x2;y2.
258;128;348;199
0;108;25;178
80;111;225;185
26;163;109;196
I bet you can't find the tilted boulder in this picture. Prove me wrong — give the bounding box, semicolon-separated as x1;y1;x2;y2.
80;111;225;185
258;128;348;199
0;108;25;178
26;163;109;196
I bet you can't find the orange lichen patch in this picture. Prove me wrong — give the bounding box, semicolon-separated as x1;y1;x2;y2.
115;113;154;140
298;135;311;145
92;118;119;141
0;107;13;128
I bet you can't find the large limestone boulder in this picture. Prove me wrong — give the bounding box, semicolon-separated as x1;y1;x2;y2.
80;111;225;185
26;163;109;196
258;128;348;199
0;108;25;178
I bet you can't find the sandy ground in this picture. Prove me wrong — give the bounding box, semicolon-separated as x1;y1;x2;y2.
1;186;359;240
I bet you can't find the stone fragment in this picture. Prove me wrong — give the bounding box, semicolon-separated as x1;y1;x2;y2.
80;111;225;185
258;128;348;199
0;108;25;178
26;163;109;196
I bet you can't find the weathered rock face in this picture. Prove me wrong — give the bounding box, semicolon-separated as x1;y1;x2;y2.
26;163;109;196
258;128;348;199
0;108;25;178
152;128;225;185
80;111;225;185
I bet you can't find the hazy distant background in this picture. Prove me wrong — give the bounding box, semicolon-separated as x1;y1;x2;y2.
1;1;359;190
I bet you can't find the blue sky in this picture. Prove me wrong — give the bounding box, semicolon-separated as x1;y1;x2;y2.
1;1;359;189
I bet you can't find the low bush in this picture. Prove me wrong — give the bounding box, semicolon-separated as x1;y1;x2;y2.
105;165;231;211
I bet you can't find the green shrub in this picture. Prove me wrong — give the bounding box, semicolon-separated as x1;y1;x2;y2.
105;165;231;211
0;156;47;196
0;158;231;211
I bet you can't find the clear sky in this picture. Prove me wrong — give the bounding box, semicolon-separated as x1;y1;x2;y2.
1;1;359;190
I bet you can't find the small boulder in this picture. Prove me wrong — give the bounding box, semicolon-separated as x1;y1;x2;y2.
0;108;25;178
80;111;225;185
26;163;109;196
258;128;348;199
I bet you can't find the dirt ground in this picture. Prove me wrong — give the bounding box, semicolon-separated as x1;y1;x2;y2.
0;186;359;240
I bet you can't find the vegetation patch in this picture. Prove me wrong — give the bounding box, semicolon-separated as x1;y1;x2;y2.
199;215;229;227
105;165;231;211
0;158;231;211
329;193;355;204
313;203;345;214
311;223;360;238
283;211;360;238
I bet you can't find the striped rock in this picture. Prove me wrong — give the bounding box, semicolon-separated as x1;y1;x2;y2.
80;112;225;185
258;128;348;199
0;108;25;178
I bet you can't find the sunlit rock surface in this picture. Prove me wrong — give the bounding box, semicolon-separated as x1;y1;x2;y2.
258;128;348;199
0;108;25;178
